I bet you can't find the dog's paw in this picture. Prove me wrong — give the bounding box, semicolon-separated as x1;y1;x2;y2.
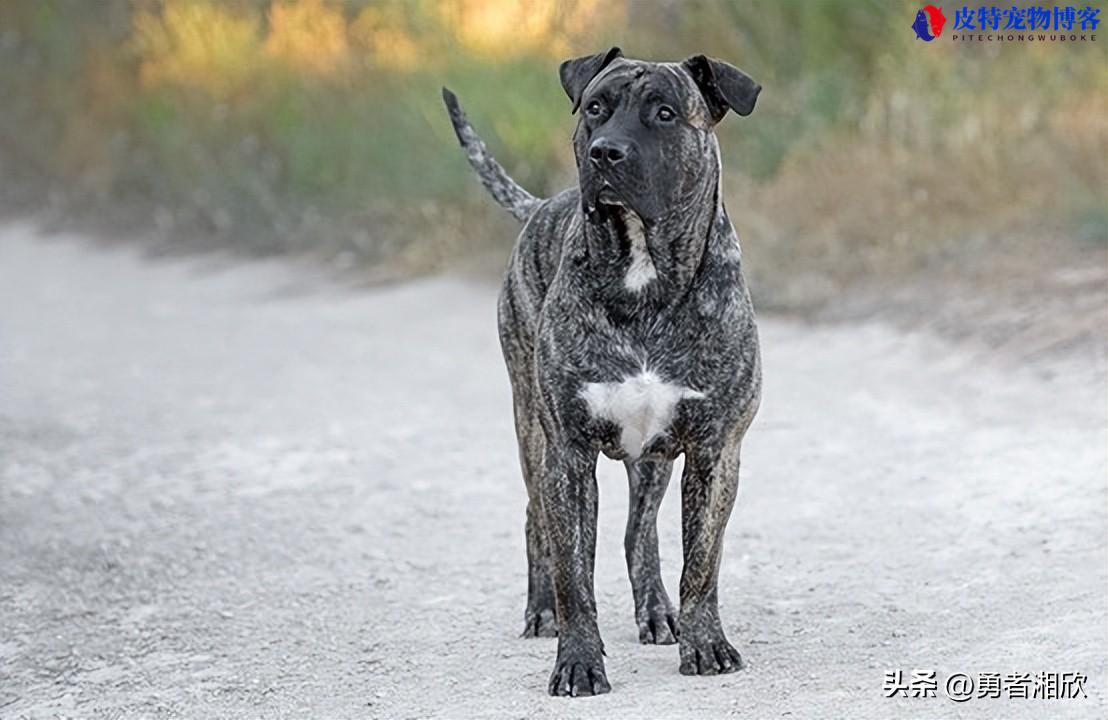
636;596;678;645
548;640;610;697
678;630;743;675
521;607;558;638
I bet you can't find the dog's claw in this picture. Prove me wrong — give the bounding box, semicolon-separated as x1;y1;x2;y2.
679;635;743;676
548;641;609;697
639;613;678;644
521;608;558;638
635;589;678;644
549;661;610;697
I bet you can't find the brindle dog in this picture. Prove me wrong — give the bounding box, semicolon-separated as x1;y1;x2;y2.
442;48;762;697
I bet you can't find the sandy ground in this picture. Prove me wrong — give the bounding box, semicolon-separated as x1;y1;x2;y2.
0;222;1105;719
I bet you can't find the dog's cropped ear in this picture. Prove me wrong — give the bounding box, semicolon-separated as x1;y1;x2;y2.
681;55;761;123
559;47;623;113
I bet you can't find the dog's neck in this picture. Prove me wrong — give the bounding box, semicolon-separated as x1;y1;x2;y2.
579;179;721;317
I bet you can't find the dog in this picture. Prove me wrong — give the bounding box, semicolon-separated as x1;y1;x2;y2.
443;47;762;697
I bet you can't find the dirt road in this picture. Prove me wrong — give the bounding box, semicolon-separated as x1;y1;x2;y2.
1;223;1105;719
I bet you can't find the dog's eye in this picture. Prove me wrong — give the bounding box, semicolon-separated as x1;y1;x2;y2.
585;100;603;117
656;106;676;122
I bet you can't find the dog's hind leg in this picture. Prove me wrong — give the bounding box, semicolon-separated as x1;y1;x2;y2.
498;271;557;638
512;381;558;638
624;458;678;644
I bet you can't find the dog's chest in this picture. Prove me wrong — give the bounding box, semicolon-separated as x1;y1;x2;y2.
579;369;703;460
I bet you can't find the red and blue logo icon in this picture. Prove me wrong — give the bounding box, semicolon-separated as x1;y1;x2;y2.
912;5;948;40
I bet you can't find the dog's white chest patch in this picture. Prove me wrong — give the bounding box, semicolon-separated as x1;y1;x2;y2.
579;371;704;459
622;213;657;291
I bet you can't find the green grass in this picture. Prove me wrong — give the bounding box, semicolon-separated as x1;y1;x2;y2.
0;0;1103;292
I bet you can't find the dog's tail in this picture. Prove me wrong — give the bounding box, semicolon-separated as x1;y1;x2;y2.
441;87;540;223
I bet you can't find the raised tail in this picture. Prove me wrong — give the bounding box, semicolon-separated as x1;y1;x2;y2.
442;87;540;223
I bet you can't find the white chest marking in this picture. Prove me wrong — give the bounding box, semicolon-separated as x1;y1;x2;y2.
579;371;704;459
622;213;657;291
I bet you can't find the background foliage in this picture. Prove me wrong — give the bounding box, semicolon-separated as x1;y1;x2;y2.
0;0;1104;308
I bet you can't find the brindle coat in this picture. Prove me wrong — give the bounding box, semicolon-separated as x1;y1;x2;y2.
443;48;762;697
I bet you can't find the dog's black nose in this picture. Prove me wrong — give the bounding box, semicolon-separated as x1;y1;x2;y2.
588;138;629;166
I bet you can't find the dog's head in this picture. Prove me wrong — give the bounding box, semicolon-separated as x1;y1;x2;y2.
560;49;761;226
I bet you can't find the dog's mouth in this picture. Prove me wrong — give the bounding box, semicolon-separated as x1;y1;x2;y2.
585;186;647;254
585;182;632;222
596;184;624;208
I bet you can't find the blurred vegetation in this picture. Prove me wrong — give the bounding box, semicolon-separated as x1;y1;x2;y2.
0;0;1104;307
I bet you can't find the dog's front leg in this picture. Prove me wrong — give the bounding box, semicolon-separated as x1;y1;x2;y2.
677;440;744;675
540;437;609;697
